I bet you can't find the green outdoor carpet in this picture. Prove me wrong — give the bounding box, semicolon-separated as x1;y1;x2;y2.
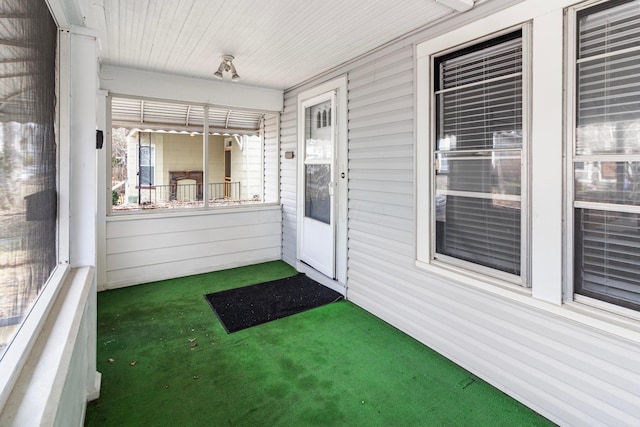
85;261;554;427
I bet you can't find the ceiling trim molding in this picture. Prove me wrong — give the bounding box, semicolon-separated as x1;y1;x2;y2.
100;66;284;112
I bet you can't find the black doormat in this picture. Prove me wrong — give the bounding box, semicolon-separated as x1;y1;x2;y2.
204;273;343;333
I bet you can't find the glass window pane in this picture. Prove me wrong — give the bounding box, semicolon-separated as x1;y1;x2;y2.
438;34;522;90
575;161;640;204
575;208;640;311
433;30;523;277
437;78;522;151
305;164;330;224
574;0;640;310
436;195;521;275
578;0;640;59
576;51;640;155
305;100;332;160
437;148;521;197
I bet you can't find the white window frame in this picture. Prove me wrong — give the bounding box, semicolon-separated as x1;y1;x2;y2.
107;94;279;216
416;22;532;288
565;0;640;320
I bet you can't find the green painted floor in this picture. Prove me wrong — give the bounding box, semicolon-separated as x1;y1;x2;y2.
85;261;554;426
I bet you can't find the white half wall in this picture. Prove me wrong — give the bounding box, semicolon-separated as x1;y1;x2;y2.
103;206;282;289
0;268;97;427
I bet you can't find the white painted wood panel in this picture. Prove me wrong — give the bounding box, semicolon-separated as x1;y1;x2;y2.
106;248;279;289
99;0;453;90
104;207;281;288
100;66;283;112
279;94;299;266
279;0;640;424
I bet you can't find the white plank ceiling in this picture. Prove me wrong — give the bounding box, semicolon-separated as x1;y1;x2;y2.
93;0;470;90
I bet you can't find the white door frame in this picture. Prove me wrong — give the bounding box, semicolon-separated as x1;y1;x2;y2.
296;76;348;289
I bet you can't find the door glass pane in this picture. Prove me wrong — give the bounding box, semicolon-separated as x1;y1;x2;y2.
139;145;154;186
305;164;330;224
305;100;332;160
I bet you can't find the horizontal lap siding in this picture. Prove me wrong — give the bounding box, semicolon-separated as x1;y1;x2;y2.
279;3;640;422
105;207;281;288
347;44;416;279
342;39;640;425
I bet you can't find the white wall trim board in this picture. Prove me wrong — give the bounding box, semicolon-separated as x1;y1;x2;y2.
0;267;97;427
100;65;284;113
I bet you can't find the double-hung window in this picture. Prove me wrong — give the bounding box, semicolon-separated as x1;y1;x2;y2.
572;0;640;311
429;29;527;283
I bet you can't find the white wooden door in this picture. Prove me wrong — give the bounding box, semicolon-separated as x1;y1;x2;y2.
299;92;336;278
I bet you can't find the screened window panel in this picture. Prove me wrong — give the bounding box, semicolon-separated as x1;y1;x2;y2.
574;0;640;309
434;30;523;277
0;0;57;356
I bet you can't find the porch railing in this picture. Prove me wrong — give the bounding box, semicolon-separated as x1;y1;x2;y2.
137;182;240;204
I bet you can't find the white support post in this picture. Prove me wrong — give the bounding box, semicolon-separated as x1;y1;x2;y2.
69;30;98;268
203;106;210;207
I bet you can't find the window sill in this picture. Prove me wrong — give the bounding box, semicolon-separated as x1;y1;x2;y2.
415;259;640;343
415;259;531;299
0;263;70;412
107;202;282;220
0;266;97;424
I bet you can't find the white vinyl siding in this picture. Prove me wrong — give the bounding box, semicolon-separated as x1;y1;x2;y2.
572;0;640;311
280;94;299;266
348;44;416;274
279;0;640;425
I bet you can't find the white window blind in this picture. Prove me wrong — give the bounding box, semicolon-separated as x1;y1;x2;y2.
433;30;523;277
574;0;640;310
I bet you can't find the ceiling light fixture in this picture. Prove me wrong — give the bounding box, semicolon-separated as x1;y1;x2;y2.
213;55;240;82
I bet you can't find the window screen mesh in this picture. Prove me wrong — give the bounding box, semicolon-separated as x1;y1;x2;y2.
434;31;523;276
0;0;57;356
575;0;640;310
